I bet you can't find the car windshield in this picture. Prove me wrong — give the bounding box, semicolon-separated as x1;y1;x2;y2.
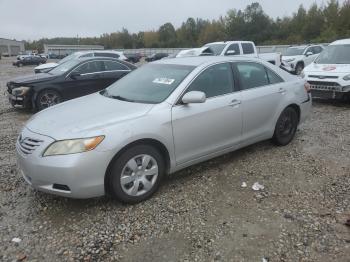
203;44;226;55
103;64;195;104
284;47;305;56
58;53;82;64
315;44;350;64
48;59;81;75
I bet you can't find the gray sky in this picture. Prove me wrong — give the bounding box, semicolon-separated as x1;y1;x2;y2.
0;0;345;41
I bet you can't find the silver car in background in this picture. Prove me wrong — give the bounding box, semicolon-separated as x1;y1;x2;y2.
16;56;312;203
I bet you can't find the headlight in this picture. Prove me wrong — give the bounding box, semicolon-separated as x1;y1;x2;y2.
343;74;350;81
43;136;105;156
12;86;30;96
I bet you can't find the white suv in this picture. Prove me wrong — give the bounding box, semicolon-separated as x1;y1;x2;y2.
281;45;324;75
303;39;350;100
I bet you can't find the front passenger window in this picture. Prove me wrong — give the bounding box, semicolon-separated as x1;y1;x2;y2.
236;62;269;90
73;61;104;74
186;63;234;98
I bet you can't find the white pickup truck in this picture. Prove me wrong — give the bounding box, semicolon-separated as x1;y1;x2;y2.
177;41;282;67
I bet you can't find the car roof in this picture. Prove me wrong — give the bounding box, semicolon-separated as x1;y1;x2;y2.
74;57;136;68
153;56;263;67
330;39;350;45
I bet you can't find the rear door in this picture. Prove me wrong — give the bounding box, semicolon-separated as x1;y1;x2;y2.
234;62;285;142
172;62;242;165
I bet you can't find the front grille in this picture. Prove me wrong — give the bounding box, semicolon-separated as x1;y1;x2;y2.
18;136;43;155
309;75;338;79
308;81;342;91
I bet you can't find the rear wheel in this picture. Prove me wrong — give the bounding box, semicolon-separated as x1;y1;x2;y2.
35;89;62;111
272;107;298;146
107;144;164;204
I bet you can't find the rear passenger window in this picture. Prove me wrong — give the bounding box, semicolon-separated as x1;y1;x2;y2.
242;43;255;54
236;62;269;89
186;63;234;98
266;67;283;84
104;61;129;71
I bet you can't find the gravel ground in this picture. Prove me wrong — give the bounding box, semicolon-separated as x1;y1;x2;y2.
0;57;349;262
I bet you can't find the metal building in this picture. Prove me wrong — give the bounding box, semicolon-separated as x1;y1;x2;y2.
44;44;104;56
0;38;25;56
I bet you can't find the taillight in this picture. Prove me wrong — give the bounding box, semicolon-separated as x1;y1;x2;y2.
304;82;311;93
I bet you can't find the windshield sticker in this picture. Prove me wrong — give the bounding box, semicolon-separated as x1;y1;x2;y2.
153;78;175;85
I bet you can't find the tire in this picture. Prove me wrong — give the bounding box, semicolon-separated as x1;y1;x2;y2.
272;107;298;146
35;89;62;111
295;63;304;75
107;144;165;204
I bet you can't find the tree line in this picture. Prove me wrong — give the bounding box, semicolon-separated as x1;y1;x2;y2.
25;0;350;52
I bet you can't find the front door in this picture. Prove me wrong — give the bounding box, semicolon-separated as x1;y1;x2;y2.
172;63;242;165
62;60;105;99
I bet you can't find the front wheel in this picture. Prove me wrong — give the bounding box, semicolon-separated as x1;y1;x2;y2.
108;144;165;204
272;107;298;146
35;89;62;111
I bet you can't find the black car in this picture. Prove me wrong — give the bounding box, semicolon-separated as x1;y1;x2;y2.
7;57;136;111
145;53;168;62
13;55;47;67
125;53;142;63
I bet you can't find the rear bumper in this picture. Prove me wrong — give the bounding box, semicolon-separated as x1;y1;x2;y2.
299;94;312;124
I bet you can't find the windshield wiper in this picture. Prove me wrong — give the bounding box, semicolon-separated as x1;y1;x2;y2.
111;95;136;102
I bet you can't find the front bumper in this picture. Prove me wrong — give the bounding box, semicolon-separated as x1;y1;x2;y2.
310;89;348;100
7;92;31;108
16;127;115;199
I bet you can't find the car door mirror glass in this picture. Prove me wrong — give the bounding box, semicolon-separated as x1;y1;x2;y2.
182;91;206;104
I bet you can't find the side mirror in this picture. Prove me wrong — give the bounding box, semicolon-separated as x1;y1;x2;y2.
306;52;313;57
70;72;81;79
182;91;206;104
226;50;236;56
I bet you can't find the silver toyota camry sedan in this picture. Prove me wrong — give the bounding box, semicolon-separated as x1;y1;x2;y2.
16;56;311;203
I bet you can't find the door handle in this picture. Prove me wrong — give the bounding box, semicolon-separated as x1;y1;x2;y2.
228;99;241;107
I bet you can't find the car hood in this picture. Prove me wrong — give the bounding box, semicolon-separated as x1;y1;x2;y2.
35;62;58;70
26;93;155;140
304;63;350;74
10;73;58;85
